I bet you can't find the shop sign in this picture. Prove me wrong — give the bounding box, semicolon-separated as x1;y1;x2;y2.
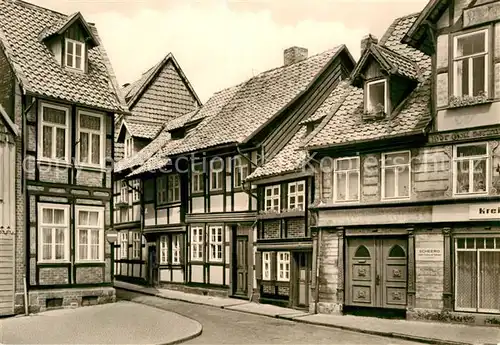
416;248;443;261
469;203;500;220
428;127;500;144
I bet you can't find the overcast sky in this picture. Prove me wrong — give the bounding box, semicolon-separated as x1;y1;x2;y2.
31;0;428;102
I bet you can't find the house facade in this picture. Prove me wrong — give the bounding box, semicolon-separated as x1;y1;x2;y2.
303;0;500;325
126;46;355;300
113;54;201;285
0;0;126;314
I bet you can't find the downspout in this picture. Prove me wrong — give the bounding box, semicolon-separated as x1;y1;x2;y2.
236;145;258;199
314;225;322;314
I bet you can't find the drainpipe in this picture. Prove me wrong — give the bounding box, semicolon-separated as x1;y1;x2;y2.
314;226;322;314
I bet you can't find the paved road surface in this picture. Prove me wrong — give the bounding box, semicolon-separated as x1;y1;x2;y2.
117;289;422;345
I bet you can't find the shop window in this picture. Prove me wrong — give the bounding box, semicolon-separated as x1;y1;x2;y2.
455;237;500;313
354;245;370;258
334;157;360;202
382;151;410;200
389;245;405;258
453;143;489;195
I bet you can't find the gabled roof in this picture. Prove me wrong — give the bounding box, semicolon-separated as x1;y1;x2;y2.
165;45;348;157
0;0;126;112
39;11;99;48
126;84;242;177
0;104;19;136
122;53;202;109
117;120;163;142
351;43;420;84
304;13;431;150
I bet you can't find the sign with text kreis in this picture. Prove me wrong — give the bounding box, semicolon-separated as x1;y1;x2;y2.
416;247;443;261
469;203;500;220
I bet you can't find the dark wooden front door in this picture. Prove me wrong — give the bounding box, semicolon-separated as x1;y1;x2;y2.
294;252;311;308
235;236;248;296
148;246;158;286
346;237;407;309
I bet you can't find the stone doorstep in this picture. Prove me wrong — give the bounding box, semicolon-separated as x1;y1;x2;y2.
117;283;500;345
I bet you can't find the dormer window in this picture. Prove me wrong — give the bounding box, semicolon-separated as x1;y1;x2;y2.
453;29;489;98
65;38;85;71
366;79;387;114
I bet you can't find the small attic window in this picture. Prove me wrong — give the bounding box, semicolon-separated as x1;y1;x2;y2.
366;79;387;114
65;38;85;71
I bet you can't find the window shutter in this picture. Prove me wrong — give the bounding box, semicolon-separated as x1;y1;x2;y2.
271;252;277;281
255;251;262;280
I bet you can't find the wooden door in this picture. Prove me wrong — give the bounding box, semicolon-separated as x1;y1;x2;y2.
0;232;14;316
148;246;158;287
235;236;248;296
346;237;407;309
295;252;311;308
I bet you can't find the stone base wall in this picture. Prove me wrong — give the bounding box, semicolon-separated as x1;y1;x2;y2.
408;308;500;327
317;301;342;314
14;287;115;314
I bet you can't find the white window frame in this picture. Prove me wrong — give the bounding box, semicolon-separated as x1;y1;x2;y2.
132;179;140;202
38;203;70;263
65;38;85;71
172;234;181;265
277;251;290;282
75;206;104;263
210;158;224;191
262;252;271;281
453;29;489;98
209;226;223;262
191;163;204;194
264;185;281;211
191;226;203;261
453;142;489;196
124;135;134;158
381;151;411;200
333;156;360;203
38;102;70;163
366;79;388;114
233;156;249;188
119;232;128;259
76;110;105;168
120;180;129;204
130;231;141;260
454;236;500;313
159;235;168;265
168;174;181;202
288;181;305;210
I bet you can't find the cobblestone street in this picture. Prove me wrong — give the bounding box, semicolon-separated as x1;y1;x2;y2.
117;289;422;345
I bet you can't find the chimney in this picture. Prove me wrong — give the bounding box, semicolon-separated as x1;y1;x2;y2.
284;46;308;66
360;34;378;55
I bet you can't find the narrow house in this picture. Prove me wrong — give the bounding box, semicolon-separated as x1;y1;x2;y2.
0;0;127;313
304;0;500;324
113;54;201;284
131;45;354;299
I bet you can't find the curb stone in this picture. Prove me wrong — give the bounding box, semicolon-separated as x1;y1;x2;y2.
116;287;492;345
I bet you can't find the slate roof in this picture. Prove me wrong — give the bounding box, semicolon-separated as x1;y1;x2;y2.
304;13;431;150
167;46;346;156
127;84;243;177
246;126;308;181
0;0;126;112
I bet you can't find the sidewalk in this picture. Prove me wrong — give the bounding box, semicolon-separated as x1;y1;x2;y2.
0;300;202;345
115;281;500;345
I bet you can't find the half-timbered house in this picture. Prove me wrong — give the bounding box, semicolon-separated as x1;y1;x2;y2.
0;0;127;313
131;46;355;299
113;54;201;284
303;0;500;325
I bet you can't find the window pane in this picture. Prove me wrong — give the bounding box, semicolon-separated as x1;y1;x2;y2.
398;165;410;197
368;81;385;111
456;160;470;193
456;32;485;57
80;132;89;163
80;114;100;131
456;251;477;309
79;230;88;260
289;196;296;208
53;209;65;224
91;134;100;165
472;159;487;193
472;56;486;96
75;43;82;56
89;211;99;226
42;126;52;158
347;171;358;200
298;183;304;192
55;228;65;260
273;187;279;195
266;188;272;197
79;211;89;226
42;228;52;260
289;184;296;193
479;251;500;311
91;230;99;260
56;128;66;159
42;209;53;224
455;59;466;97
336;173;346;200
384;167;396;198
457;238;465;248
43;107;66;124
